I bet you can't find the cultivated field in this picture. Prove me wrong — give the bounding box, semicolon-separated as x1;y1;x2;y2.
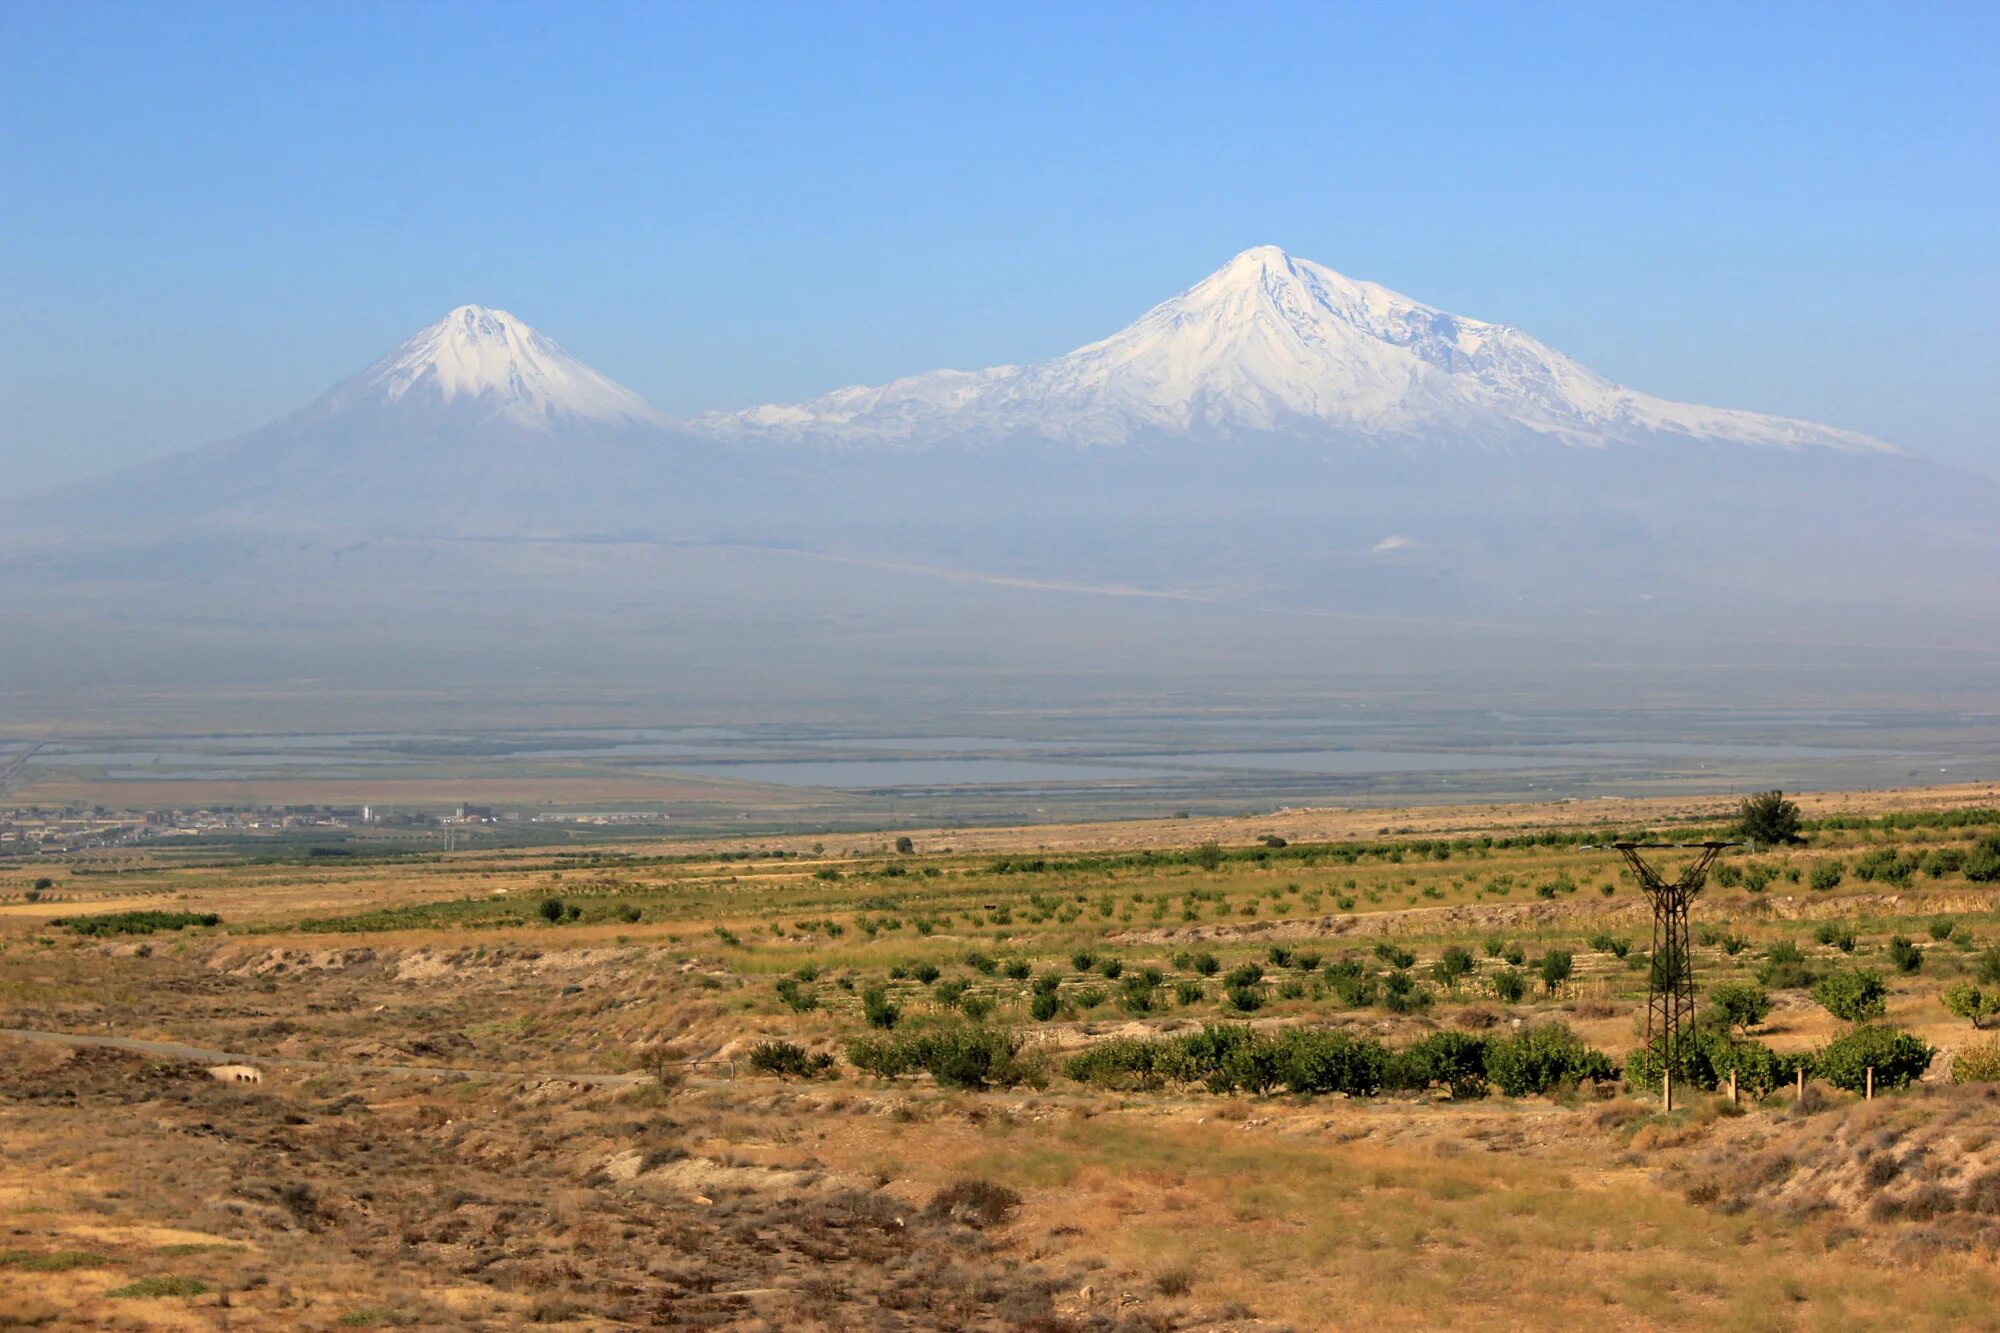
4;786;2000;1329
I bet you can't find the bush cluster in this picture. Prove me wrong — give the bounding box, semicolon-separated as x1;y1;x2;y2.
748;1040;836;1079
1624;1031;1809;1099
1814;1026;1934;1092
846;1023;1048;1089
54;910;221;937
1062;1022;1615;1100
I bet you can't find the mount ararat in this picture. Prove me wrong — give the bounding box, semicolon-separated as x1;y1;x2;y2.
8;247;1994;692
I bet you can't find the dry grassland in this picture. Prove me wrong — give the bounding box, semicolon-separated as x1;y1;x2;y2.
4;784;2000;1329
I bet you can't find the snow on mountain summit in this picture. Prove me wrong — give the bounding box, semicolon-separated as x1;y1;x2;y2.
320;304;667;429
705;247;1891;454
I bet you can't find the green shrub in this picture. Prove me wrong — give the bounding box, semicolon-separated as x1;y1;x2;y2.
1887;936;1923;974
1270;1029;1391;1096
1625;1032;1808;1100
1225;981;1264;1012
1175;979;1205;1006
774;978;818;1013
1030;988;1062;1022
1189;951;1220;976
1756;941;1824;990
53;910;221;937
849;1024;1042;1089
1537;949;1574;996
1922;850;1965;880
1964;834;2000;884
749;1040;833;1079
1951;1038;2000;1084
1491;969;1529;1004
1381;972;1432;1014
1706;981;1771;1036
861;986;901;1030
1387;1031;1489;1098
912;963;942;984
537;898;565;924
1431;946;1475;986
1928;917;1957;941
1004;959;1032;980
1852;847;1918;887
1373;943;1416;969
1939;982;1997;1029
1812;969;1887;1023
1071;950;1097;973
1484;1022;1617;1096
1808;861;1843;892
1814;1026;1934;1091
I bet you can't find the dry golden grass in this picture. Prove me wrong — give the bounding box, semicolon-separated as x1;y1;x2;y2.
4;784;1999;1328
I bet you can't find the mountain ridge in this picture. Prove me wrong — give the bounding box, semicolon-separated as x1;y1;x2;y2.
698;246;1895;455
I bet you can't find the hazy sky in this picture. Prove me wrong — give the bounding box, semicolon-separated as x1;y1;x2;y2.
3;2;1995;494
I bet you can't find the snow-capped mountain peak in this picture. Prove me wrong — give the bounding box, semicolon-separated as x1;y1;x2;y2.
324;304;667;428
705;246;1892;454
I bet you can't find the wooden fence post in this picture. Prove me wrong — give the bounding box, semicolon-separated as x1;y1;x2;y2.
1795;1066;1804;1102
1729;1069;1738;1107
1866;1066;1874;1101
1664;1067;1673;1112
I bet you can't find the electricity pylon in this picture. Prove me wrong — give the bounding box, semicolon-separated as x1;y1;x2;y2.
1593;841;1735;1067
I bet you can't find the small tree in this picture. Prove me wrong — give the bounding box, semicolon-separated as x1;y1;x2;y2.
1811;968;1887;1023
1735;791;1803;845
1815;1026;1933;1091
894;835;915;854
1707;981;1772;1037
538;897;565;924
1537;950;1574;997
1940;982;1998;1029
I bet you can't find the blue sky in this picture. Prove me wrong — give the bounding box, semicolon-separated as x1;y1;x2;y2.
3;1;1995;491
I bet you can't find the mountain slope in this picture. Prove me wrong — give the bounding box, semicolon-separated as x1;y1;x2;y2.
306;304;668;431
705;246;1893;453
7;259;1990;649
31;305;717;541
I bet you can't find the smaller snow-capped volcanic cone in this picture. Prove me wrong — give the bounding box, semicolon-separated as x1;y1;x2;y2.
38;303;701;543
319;304;670;430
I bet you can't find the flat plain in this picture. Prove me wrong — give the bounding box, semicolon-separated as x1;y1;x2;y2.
4;784;2000;1330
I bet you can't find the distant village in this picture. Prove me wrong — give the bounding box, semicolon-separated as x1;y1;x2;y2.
0;802;665;856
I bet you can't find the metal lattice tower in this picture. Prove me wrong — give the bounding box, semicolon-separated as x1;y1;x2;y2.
1601;841;1734;1066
